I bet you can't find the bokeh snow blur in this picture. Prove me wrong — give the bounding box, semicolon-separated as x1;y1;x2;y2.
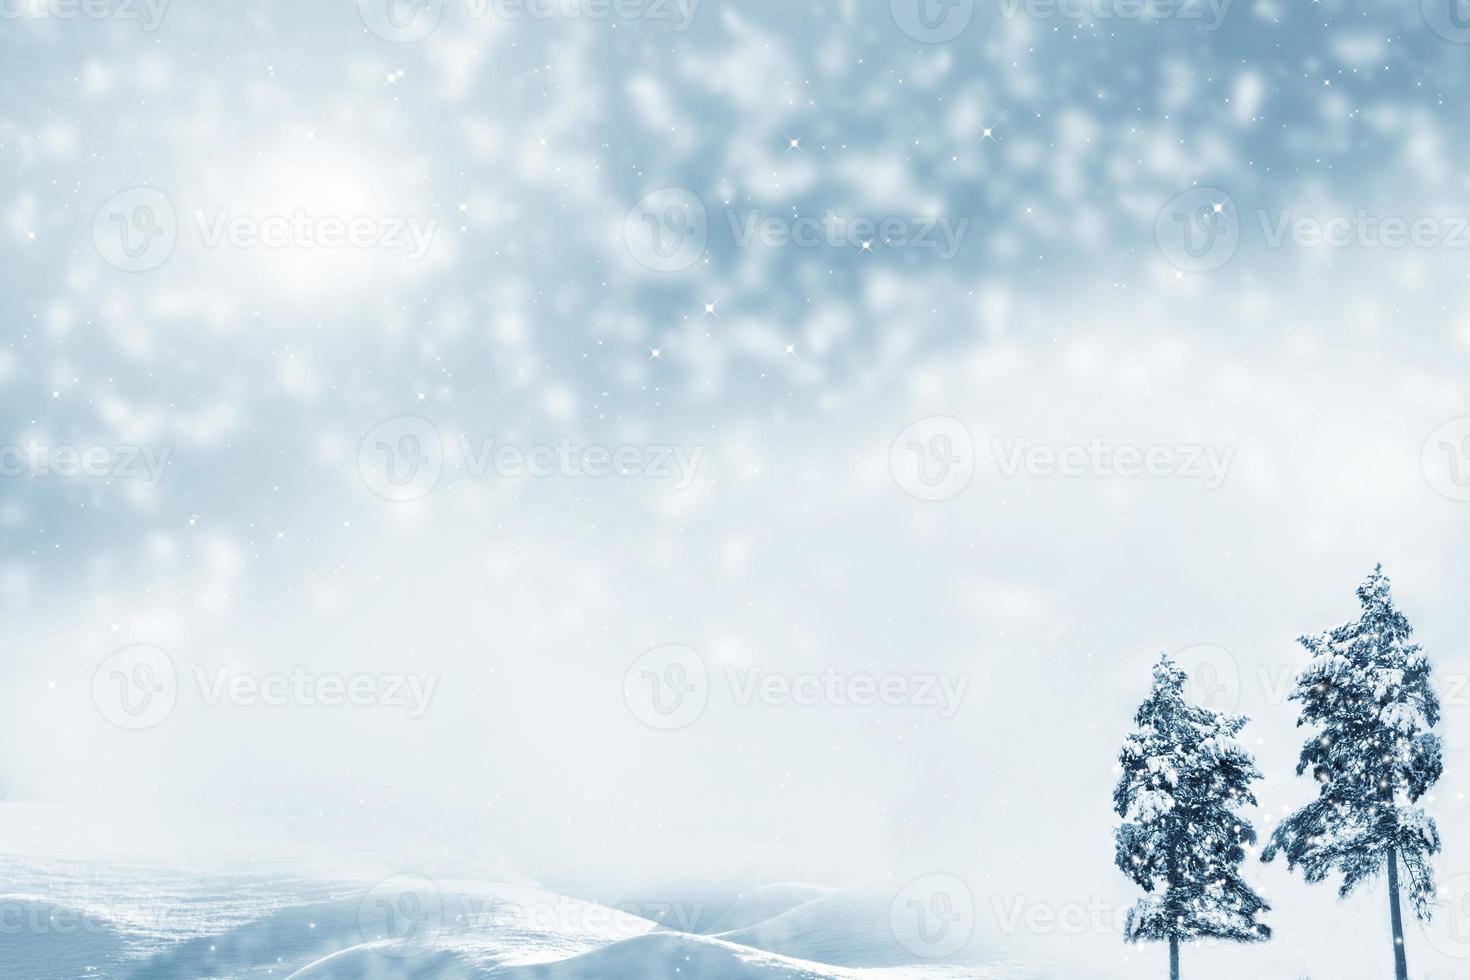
4;0;1470;976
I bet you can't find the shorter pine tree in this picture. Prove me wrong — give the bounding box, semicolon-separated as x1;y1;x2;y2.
1114;654;1271;980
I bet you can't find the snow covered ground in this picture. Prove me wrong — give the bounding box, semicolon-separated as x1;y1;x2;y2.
0;804;1053;980
4;802;1470;979
0;867;1043;980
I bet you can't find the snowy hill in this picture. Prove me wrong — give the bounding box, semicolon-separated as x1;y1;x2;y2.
0;808;1064;980
124;880;665;979
0;895;131;980
107;876;1055;980
491;932;851;980
716;886;989;968
286;933;1026;980
284;944;485;979
699;883;836;934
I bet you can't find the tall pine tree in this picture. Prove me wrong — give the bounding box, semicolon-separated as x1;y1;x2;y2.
1262;565;1443;980
1114;655;1271;980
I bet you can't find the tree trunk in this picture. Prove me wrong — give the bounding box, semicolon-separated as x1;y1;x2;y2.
1387;847;1409;980
1169;934;1180;980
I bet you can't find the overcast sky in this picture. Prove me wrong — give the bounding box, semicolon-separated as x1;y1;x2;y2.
3;1;1470;976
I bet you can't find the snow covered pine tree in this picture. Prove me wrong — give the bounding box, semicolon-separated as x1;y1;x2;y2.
1262;565;1443;980
1114;655;1271;980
